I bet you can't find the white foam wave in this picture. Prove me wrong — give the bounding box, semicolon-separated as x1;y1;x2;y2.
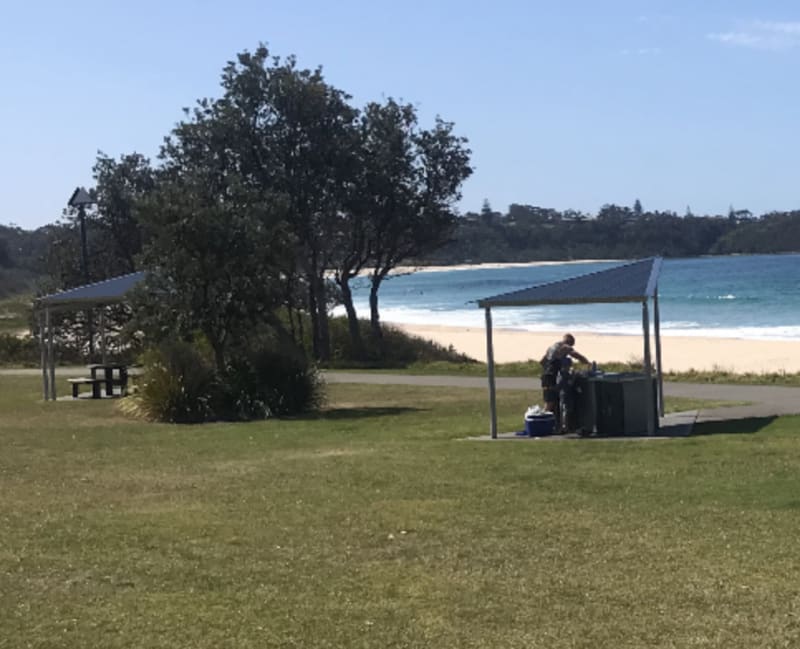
333;304;800;341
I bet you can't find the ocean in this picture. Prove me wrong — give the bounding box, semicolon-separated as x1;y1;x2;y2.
334;254;800;340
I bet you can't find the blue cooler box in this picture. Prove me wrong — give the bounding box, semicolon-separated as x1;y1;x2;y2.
524;413;555;436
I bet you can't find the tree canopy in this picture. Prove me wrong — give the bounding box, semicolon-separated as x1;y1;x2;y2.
33;44;473;366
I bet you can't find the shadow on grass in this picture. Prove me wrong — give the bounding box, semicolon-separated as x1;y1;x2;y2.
692;416;777;437
301;406;423;421
551;416;778;439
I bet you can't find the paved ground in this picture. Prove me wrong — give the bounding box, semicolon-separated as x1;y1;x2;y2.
4;367;799;429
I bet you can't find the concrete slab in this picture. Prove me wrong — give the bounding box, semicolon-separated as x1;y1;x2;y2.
464;411;698;441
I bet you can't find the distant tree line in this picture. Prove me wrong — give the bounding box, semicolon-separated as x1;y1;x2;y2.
421;201;800;264
7;196;800;309
0;225;52;298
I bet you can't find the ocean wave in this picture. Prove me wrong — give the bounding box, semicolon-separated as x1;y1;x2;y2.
332;304;800;341
335;255;800;342
654;326;800;341
682;293;759;302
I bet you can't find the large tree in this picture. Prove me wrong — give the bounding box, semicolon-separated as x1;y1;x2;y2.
216;47;360;361
40;152;155;360
91;152;155;272
137;99;291;372
45;152;154;290
324;100;417;356
359;102;472;339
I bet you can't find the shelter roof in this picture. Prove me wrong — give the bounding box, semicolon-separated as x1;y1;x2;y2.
37;271;146;308
477;257;662;308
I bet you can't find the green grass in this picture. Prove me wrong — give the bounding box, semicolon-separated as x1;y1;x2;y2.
1;376;799;647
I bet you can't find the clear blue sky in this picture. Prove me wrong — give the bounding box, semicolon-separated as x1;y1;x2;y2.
2;0;799;229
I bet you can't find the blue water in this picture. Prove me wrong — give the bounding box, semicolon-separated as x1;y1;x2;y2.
335;254;800;340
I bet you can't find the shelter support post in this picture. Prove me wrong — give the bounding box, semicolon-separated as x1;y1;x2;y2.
47;308;56;401
642;300;654;435
39;310;49;401
653;291;664;418
485;308;498;439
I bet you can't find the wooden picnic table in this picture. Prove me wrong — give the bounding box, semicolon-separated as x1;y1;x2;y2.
66;364;133;400
87;363;129;397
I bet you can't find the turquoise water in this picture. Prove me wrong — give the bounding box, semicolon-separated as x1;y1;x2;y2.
336;254;800;340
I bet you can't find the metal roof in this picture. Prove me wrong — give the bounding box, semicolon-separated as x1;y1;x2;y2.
37;271;146;308
477;257;663;308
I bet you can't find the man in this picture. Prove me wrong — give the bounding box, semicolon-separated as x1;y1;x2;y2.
540;333;590;417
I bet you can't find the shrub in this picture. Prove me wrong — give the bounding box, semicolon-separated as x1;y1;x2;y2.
129;340;216;423
123;338;324;423
219;345;324;419
0;334;39;366
324;316;477;367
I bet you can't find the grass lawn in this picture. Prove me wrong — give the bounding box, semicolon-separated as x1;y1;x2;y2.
2;375;800;648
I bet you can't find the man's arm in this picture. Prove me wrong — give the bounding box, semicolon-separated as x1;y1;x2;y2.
569;349;590;364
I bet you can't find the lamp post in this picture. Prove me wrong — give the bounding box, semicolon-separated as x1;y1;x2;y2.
68;187;95;357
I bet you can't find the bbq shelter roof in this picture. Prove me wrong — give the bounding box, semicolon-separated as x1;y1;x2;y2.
37;271;146;309
477;258;662;308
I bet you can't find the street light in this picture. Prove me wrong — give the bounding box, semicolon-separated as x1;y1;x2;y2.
68;187;93;283
68;187;95;357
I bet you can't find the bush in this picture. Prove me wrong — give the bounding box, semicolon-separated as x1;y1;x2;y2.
124;338;324;423
219;346;324;419
0;334;39;366
128;340;216;423
324;316;477;367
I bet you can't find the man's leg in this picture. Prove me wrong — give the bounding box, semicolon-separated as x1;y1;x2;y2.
542;374;558;412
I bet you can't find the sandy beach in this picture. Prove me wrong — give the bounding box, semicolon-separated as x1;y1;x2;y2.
395;323;800;374
389;259;612;276
332;259;615;279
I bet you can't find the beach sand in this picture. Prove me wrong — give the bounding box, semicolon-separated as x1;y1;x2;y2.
389;259;612;275
395;323;800;374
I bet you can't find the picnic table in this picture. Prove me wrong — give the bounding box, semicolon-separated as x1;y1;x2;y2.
67;364;129;399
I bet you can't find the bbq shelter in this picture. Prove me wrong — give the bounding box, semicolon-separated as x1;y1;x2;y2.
36;271;146;400
478;258;664;438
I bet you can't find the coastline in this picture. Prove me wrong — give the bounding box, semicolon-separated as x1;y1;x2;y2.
389;259;614;275
394;323;800;373
330;259;616;279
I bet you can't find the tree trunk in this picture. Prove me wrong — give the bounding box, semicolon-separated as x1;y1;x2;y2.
339;277;364;360
286;304;296;344
308;279;321;360
315;273;330;362
297;305;305;351
284;277;297;344
369;274;383;341
207;334;226;375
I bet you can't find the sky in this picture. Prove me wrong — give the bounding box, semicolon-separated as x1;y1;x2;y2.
1;0;799;230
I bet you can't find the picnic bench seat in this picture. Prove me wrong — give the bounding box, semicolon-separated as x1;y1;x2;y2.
67;377;104;399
